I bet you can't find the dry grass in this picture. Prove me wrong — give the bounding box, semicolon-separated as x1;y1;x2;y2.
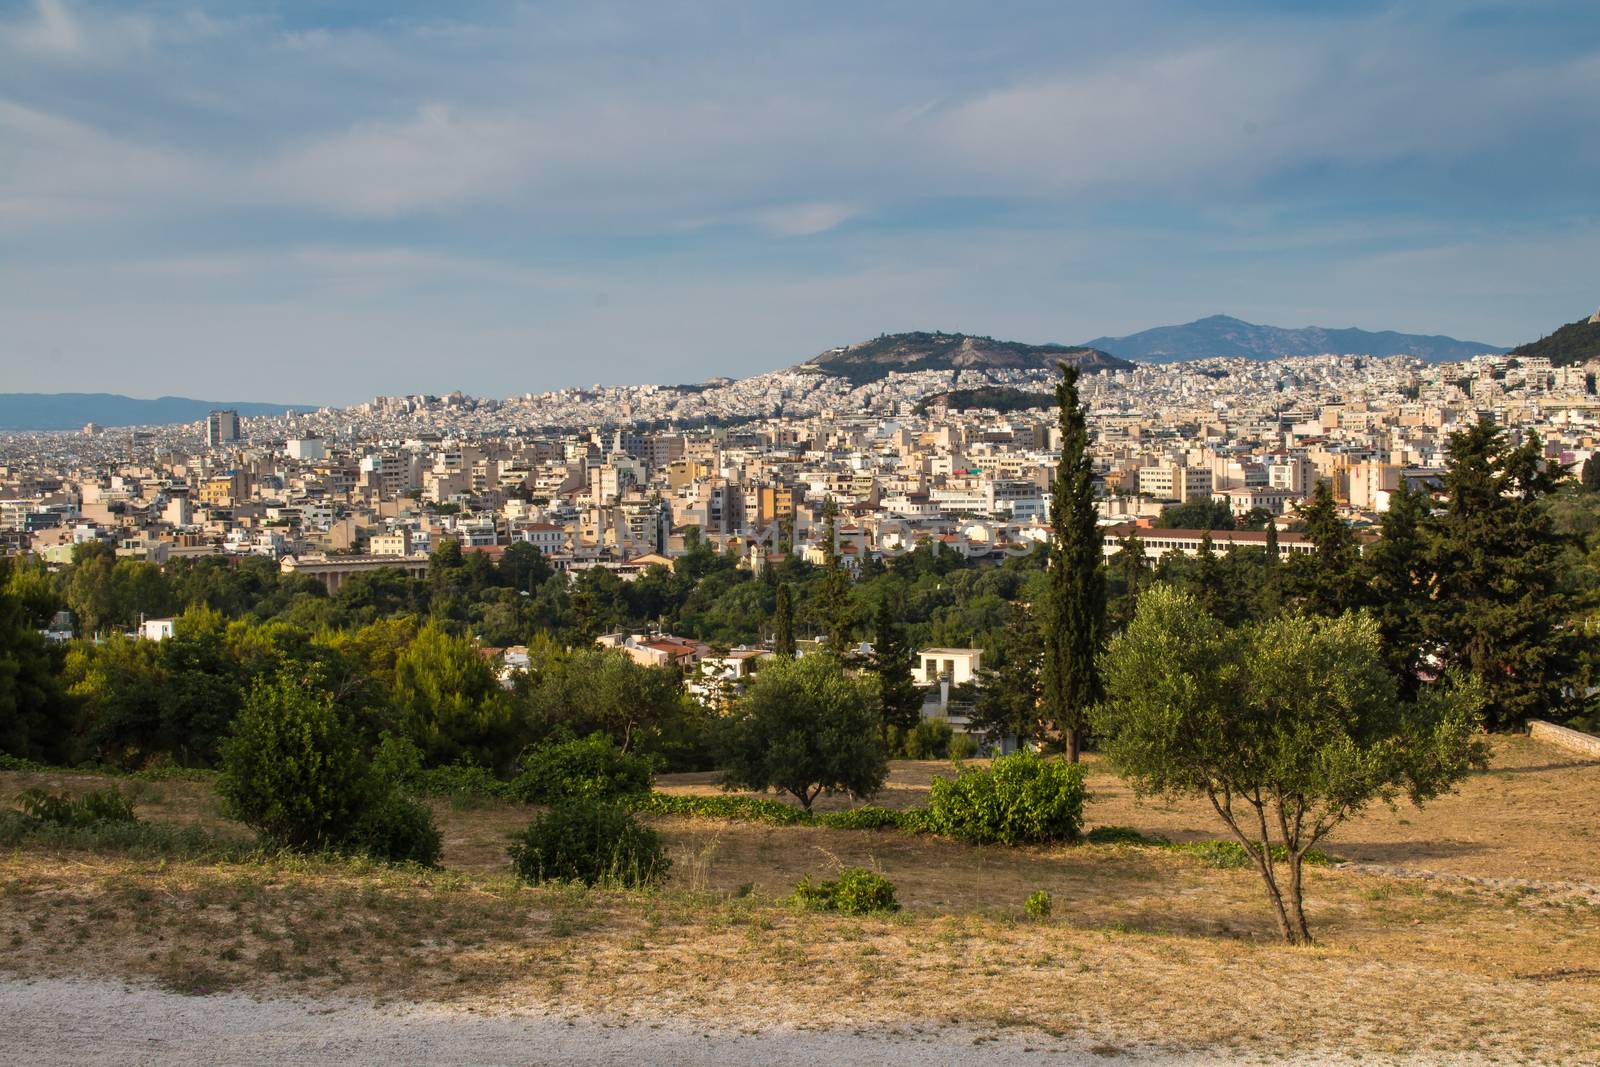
2;734;1598;1062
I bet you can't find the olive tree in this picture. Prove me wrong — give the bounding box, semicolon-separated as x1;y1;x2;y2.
1095;585;1488;945
718;652;887;809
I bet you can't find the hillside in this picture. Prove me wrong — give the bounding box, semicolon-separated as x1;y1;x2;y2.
1511;308;1600;367
799;332;1132;384
911;386;1056;416
1083;314;1505;364
0;394;313;432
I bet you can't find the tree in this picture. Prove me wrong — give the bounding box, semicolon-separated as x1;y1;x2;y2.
0;586;74;763
1360;482;1433;697
815;498;855;654
218;674;371;850
968;605;1044;747
1096;585;1489;945
1041;363;1105;761
869;594;922;741
66;542;117;637
1284;481;1360;618
1582;454;1600;493
392;623;517;768
1258;518;1283;619
1426;418;1583;729
718;653;887;809
1153;498;1234;531
771;583;796;657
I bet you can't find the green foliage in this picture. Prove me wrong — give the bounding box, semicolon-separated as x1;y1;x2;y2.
1042;364;1105;760
1096;584;1489;944
516;646;694;767
870;595;923;736
348;790;443;866
0;584;73;764
17;787;137;828
0;809;254;860
793;867;899;914
1509;312;1600;367
393;623;518;769
1024;888;1052;920
947;734;979;760
414;763;514;801
1284;481;1361;618
898;718;953;760
508;801;670;888
631;791;813;825
925;750;1087;845
1152;498;1235;530
718;652;888;809
510;733;654;804
816;805;928;832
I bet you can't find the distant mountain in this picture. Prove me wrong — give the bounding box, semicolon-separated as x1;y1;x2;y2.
1510;309;1600;367
1083;315;1506;364
0;394;315;432
798;331;1133;385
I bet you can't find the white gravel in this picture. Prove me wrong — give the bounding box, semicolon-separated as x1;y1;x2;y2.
0;972;1495;1066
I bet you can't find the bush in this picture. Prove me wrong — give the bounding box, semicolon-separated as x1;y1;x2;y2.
511;734;654;805
218;677;371;851
508;801;670;888
793;867;899;914
417;763;513;801
948;734;979;760
17;787;137;828
0;809;253;860
900;719;953;760
350;790;443;866
926;749;1087;845
1024;889;1053;920
629;792;812;825
815;806;925;833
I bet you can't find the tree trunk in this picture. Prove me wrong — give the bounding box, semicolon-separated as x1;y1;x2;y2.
1065;726;1081;763
1286;852;1312;945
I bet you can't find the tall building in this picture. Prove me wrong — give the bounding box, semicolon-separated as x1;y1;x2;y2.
206;410;241;447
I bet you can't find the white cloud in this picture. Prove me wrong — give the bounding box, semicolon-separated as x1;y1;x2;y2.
3;0;151;62
749;201;859;237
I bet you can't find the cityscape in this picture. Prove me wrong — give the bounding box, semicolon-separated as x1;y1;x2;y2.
4;2;1600;1065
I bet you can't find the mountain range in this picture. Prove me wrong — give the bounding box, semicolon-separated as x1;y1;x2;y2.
798;331;1132;384
0;394;313;432
1510;309;1600;367
1082;314;1506;364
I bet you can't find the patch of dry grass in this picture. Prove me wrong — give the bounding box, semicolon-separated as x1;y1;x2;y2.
2;734;1597;1062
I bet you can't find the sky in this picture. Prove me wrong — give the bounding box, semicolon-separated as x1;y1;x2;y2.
2;1;1598;406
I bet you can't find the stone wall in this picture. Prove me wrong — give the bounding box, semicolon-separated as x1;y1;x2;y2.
1528;720;1600;759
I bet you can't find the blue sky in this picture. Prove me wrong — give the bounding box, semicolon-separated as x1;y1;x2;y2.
2;1;1597;405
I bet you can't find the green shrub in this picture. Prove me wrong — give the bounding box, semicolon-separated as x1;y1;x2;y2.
900;719;953;760
1024;888;1053;920
629;791;812;825
926;749;1086;845
508;801;670;888
1175;840;1335;869
0;753;44;772
17;787;137;828
793;867;899;915
511;734;654;805
370;732;426;790
350;790;443;866
417;763;513;801
218;677;371;851
948;734;979;760
1086;825;1167;846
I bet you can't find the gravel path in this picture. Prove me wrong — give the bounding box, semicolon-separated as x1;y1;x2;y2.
0;973;1495;1066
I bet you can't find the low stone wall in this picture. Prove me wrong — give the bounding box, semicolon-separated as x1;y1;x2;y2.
1528;720;1600;759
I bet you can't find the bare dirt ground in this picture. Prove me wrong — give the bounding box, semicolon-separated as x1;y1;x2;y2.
2;734;1598;1064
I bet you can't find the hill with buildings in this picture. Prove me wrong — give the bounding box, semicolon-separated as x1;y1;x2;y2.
797;332;1132;384
0;394;313;432
1510;308;1600;367
1083;314;1506;364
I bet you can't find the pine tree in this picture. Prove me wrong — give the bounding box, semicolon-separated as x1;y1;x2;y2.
1192;530;1229;621
1041;364;1105;762
1360;481;1433;698
772;583;796;658
1582;454;1600;493
1427;418;1581;729
1285;481;1359;618
870;595;922;743
969;605;1045;747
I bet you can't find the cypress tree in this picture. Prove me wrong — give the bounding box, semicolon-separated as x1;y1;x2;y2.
1041;363;1105;762
772;584;796;658
1582;454;1600;493
816;499;855;655
1258;517;1283;619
